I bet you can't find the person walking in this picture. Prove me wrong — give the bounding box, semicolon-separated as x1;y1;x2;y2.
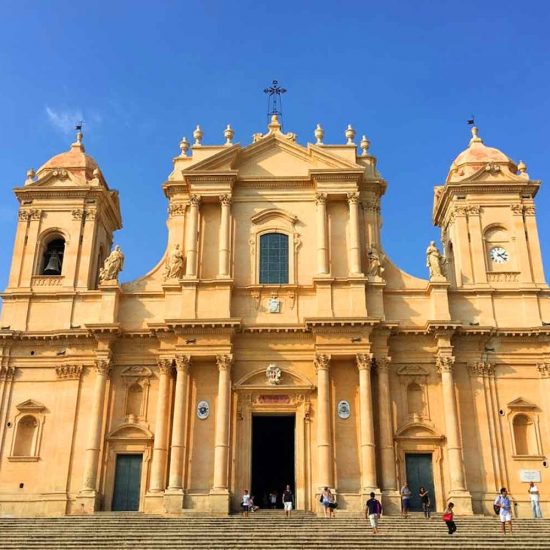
419;486;431;519
400;482;412;518
320;487;336;518
269;490;277;509
528;481;543;518
282;484;294;517
494;487;513;534
442;502;456;535
365;492;382;535
241;489;252;517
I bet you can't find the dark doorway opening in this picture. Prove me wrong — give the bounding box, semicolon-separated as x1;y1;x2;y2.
112;454;142;511
251;415;295;509
405;453;436;512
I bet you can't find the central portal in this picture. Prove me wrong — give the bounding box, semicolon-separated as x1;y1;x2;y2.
251;415;295;509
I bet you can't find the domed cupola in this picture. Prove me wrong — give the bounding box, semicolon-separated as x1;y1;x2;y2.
446;127;518;182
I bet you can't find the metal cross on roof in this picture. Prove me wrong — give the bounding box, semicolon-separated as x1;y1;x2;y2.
264;80;287;124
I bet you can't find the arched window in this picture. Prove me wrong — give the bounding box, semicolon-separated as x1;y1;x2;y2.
513;414;535;455
407;383;425;418
126;383;144;418
13;415;38;457
259;233;289;284
41;236;65;275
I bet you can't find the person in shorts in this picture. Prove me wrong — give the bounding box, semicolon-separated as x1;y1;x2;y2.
494;487;513;534
241;489;252;517
282;484;293;517
365;492;382;535
400;482;412;518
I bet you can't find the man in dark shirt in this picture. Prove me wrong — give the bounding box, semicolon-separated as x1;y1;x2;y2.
365;492;382;535
282;484;293;517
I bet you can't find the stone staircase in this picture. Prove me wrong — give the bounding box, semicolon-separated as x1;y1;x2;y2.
0;511;549;549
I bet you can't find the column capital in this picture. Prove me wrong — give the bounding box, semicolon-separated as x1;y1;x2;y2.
0;366;16;381
168;203;187;217
175;354;191;373
468;361;495;377
189;194;201;207
436;355;455;374
315;192;327;205
537;362;550;378
216;354;233;372
94;358;112;377
157;358;174;375
356;353;374;371
314;353;330;372
346;192;360;205
375;356;392;371
219;194;232;206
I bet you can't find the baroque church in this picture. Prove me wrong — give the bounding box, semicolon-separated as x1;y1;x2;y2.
0;115;548;517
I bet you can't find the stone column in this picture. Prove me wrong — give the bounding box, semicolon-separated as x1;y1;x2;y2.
347;192;362;275
149;359;173;493
437;355;472;513
376;357;397;492
212;354;232;492
511;204;533;283
315;354;333;489
218;195;232;278
357;354;377;493
79;359;111;499
315;193;328;275
185;195;201;277
167;355;191;491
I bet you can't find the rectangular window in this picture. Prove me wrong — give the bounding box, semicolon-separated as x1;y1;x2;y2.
259;233;289;284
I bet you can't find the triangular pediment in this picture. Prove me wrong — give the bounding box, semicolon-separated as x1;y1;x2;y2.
16;399;46;412
507;397;538;410
184;134;360;178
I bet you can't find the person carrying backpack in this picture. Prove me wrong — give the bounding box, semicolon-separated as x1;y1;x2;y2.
494;487;513;534
365;492;382;535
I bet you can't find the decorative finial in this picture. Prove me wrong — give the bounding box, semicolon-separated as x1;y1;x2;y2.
193;125;203;146
345;124;356;145
179;137;190;156
264;80;287;126
224;124;234;146
469;126;483;145
360;135;370;156
517;160;527;174
72;121;85;148
268;114;281;133
25;168;35;183
314;124;324;145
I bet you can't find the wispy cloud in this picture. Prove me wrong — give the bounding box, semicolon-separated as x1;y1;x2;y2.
45;106;85;135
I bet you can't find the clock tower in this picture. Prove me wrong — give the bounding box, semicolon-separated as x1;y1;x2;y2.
433;127;546;291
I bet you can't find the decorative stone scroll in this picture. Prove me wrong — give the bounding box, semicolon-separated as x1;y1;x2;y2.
175;355;191;373
168;203;187;217
266;364;282;385
216;354;233;372
95;358;112;377
55;365;83;380
356;353;373;371
537;363;550;378
468;362;495;377
436;355;455;374
314;354;330;372
157;358;173;375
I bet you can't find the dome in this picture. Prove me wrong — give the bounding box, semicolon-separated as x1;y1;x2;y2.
37;132;99;176
447;127;517;181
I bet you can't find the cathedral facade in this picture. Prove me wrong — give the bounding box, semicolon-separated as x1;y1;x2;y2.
0;116;548;517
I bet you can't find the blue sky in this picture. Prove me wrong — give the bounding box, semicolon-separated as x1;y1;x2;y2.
0;0;549;289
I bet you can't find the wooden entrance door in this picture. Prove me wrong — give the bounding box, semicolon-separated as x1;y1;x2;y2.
112;454;142;511
405;453;435;512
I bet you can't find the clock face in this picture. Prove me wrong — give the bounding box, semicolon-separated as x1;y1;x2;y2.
490;247;509;264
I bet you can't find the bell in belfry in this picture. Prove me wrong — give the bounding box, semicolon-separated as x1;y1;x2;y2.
43;251;62;275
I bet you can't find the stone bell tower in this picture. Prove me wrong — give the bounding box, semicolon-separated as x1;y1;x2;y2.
433;126;546;291
1;131;122;330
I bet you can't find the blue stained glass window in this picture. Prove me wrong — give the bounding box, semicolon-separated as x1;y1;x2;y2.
259;233;289;284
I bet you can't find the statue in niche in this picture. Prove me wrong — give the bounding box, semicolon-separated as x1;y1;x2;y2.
99;245;124;283
367;246;384;278
163;244;184;280
426;240;445;279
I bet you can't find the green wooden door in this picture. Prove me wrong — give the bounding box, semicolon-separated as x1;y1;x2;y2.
112;454;142;511
405;453;435;512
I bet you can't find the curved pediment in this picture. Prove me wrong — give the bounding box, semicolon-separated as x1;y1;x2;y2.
251;208;298;226
395;421;444;440
234;367;315;389
107;422;153;441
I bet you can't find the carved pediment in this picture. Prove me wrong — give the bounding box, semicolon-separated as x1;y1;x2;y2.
120;366;153;379
107;422;153;441
397;365;429;377
251;208;298;226
234;367;315;390
395;421;444;440
507;397;538;410
16;399;46;413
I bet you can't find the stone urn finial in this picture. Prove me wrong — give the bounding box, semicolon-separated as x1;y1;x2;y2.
179;137;190;156
345;124;356;145
314;123;324;145
360;135;370;156
224;124;234;146
193;125;203;146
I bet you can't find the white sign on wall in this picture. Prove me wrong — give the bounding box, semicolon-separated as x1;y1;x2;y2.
520;469;541;482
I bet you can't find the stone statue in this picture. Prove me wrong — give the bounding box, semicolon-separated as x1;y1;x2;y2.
163;244;184;280
426;240;445;279
99;245;124;283
367;246;384;278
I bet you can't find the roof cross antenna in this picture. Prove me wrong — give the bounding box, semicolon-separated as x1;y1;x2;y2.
264;80;287;128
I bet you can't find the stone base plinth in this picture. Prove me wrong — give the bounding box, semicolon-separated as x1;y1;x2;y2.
448;490;473;515
143;492;165;514
75;491;100;514
380;490;402;515
164;490;184;514
208;490;230;514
